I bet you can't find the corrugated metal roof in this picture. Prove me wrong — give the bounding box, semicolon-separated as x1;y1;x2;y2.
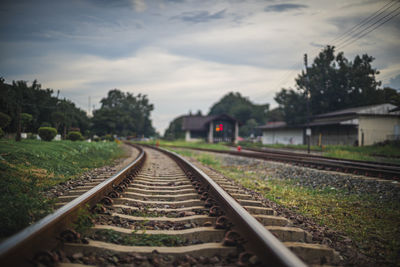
314;103;399;118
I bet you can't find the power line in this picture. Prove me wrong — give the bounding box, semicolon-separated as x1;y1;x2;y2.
336;4;400;49
270;1;400;92
330;0;398;44
337;6;400;50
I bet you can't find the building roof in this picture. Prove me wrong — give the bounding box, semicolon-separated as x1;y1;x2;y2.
260;103;400;131
182;114;239;131
314;103;400;118
257;121;287;129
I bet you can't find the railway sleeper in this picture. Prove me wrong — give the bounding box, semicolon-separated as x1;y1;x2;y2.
62;240;237;258
122;192;199;201
110;213;217;225
128;183;193;190
90;225;226;243
112;204;206;213
125;187;196;195
115;197;204;208
284;242;341;265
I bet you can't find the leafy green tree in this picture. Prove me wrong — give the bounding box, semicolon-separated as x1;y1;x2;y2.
208;92;269;137
20;113;32;132
275;45;398;124
91;89;155;137
265;107;284;122
0;112;11;129
164;116;184;140
51;111;64;133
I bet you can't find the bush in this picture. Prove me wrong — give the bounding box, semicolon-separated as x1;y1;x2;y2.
0;112;11;129
93;136;101;142
0;128;4;139
67;131;83;141
105;134;114;141
38;127;57;141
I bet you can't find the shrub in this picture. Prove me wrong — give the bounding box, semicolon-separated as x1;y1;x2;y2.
93;136;101;142
67;131;83;141
38;127;57;141
105;134;114;141
0;112;11;129
0;128;4;139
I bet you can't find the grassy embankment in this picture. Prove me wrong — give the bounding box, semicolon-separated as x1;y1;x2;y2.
0;139;124;240
173;149;400;266
240;141;400;163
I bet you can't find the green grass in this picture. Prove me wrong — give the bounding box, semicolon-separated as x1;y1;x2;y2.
134;139;230;151
175;150;400;266
0;139;124;239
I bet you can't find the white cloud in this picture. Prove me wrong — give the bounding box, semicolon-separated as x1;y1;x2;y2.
16;47;286;133
131;0;147;12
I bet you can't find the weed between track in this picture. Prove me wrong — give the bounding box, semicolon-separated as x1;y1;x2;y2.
92;229;186;247
0;140;124;239
173;149;400;266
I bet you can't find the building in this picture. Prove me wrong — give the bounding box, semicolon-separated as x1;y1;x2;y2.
259;103;400;146
182;114;239;143
259;121;303;145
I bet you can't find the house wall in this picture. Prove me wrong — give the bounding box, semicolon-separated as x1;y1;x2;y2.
310;125;358;146
185;130;206;142
358;116;400;146
261;129;303;145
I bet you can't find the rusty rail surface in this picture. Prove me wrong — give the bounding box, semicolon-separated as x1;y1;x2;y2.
0;143;145;266
155;146;307;267
167;145;400;180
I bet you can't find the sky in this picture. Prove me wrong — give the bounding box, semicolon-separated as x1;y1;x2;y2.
1;0;400;135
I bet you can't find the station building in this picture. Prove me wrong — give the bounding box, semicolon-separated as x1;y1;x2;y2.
182;114;239;143
259;103;400;146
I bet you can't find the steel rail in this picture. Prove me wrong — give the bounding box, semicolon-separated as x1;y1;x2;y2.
167;146;400;179
242;146;400;169
156;146;307;267
0;144;145;266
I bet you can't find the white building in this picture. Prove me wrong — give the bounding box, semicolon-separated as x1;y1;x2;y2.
259;103;400;146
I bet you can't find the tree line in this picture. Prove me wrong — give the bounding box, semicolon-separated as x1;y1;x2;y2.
164;46;400;139
274;46;400;125
0;78;155;140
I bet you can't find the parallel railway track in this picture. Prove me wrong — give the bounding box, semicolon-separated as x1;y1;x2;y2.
0;144;340;266
169;146;400;180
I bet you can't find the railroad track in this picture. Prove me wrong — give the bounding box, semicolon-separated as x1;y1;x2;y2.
168;146;400;180
0;144;340;266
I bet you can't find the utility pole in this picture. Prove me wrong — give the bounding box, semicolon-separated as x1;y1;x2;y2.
304;54;311;154
15;83;22;142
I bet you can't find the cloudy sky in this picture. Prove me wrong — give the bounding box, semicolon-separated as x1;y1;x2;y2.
1;0;399;134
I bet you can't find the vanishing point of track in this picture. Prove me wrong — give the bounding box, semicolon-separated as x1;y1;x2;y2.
0;144;340;266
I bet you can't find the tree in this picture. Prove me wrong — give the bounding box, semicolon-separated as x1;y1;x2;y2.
51;111;64;133
275;45;397;124
20;113;32;132
164;116;184;140
91;89;155;137
0;112;11;129
208;92;269;137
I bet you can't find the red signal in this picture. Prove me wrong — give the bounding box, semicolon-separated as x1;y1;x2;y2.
215;124;223;132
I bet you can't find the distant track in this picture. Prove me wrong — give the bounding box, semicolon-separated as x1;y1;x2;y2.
167;145;400;180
